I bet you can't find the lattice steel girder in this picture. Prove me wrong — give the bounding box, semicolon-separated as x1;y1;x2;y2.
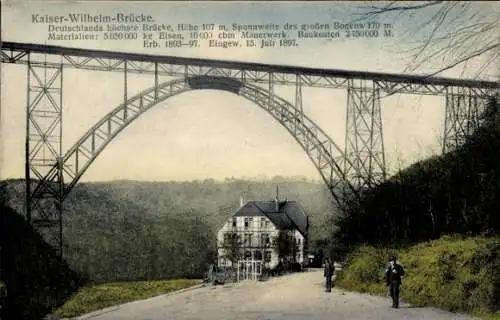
344;79;386;191
33;76;358;209
30;195;64;253
294;75;304;123
26;61;63;213
238;83;357;207
3;53;351;89
25;58;64;256
3;42;498;94
442;86;491;153
374;80;495;97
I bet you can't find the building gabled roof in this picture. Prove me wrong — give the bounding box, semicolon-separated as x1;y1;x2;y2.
280;201;308;238
233;202;267;217
233;200;308;238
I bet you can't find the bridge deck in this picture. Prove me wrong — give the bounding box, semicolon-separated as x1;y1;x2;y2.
2;41;498;89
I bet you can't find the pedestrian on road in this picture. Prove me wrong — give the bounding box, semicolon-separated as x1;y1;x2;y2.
323;257;334;293
385;255;405;308
0;280;6;320
207;263;217;285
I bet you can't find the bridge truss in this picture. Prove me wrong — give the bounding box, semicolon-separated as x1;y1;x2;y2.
1;42;498;257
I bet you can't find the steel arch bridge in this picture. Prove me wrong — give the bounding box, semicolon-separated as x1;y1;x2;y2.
1;41;499;256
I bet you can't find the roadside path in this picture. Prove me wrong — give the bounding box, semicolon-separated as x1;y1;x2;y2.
75;270;474;320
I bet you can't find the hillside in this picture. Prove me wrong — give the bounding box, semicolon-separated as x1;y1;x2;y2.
330;96;500;319
1;177;337;282
333;97;500;250
0;203;86;319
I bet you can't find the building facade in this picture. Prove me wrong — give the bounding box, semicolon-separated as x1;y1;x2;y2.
217;197;308;269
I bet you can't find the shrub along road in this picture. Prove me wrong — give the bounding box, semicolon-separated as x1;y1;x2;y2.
73;270;474;320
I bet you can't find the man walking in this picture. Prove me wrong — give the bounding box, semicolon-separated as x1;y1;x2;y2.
323;257;334;293
385;255;405;308
0;280;6;320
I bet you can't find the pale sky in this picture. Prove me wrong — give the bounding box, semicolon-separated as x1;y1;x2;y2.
1;1;498;182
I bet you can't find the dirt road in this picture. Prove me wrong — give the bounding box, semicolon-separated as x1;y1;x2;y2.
75;270;474;320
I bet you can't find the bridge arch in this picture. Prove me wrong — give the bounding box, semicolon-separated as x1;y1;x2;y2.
34;76;357;206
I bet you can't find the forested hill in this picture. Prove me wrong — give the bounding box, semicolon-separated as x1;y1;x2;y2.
333;97;500;250
1;177;336;282
2;177;336;237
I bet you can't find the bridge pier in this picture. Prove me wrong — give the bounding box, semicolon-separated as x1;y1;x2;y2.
344;79;386;193
295;74;304;123
442;86;488;153
269;72;274;104
25;54;64;258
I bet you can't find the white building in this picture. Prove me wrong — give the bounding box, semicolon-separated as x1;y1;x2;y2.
217;197;308;269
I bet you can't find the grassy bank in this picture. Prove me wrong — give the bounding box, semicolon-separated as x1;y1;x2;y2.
335;235;500;320
55;278;202;318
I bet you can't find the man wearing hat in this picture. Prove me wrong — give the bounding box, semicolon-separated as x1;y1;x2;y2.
385;255;405;308
323;257;334;293
0;279;6;320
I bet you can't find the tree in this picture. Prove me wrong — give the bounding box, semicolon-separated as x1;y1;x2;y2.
272;230;297;264
354;1;499;78
221;231;242;268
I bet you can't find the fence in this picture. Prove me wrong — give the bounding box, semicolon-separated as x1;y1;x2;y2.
207;260;265;284
236;260;263;282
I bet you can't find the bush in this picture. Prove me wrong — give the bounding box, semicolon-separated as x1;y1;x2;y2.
336;236;500;318
336;245;393;295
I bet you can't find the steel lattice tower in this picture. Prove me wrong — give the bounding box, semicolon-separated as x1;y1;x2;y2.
344;79;386;193
442;86;489;153
25;54;64;257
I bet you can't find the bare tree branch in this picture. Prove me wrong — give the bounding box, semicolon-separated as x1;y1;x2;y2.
424;43;500;77
404;4;452;72
363;1;443;15
474;50;500;78
355;1;499;79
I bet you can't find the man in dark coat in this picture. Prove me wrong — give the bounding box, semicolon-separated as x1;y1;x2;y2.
0;280;6;320
323;257;334;292
385;256;405;308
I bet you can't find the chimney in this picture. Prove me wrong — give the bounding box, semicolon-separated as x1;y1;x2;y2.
240;196;245;208
275;185;279;211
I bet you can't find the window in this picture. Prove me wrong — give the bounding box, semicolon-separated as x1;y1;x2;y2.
297;238;301;245
244;251;252;260
244;233;252;246
224;233;237;246
264;251;272;262
254;251;263;260
224;233;230;244
232;218;237;228
243;217;253;229
261;233;270;247
260;217;266;228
